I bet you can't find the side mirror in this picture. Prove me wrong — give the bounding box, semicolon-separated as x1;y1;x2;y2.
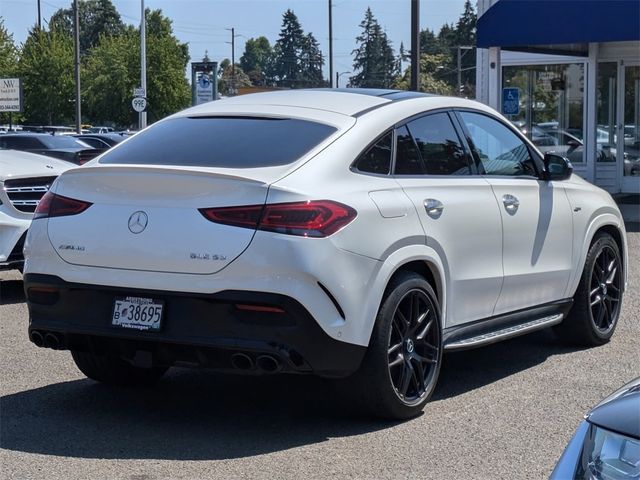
543;152;573;181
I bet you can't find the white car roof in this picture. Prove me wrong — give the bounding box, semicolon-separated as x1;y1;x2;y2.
176;89;499;121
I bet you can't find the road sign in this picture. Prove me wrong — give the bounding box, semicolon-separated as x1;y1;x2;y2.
502;87;520;115
133;87;146;98
132;97;147;113
0;78;22;112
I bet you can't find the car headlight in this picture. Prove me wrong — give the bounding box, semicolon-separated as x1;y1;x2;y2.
579;424;640;479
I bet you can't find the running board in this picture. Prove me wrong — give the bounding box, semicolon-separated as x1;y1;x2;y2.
444;314;564;351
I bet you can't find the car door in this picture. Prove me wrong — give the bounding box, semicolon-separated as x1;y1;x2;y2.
456;110;574;315
393;111;503;327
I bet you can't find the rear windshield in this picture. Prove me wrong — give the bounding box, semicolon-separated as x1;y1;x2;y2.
99;117;337;168
39;135;89;149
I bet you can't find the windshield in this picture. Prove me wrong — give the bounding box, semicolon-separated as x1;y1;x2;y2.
99;116;337;168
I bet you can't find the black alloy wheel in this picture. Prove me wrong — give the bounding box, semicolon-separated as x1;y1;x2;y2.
555;232;623;346
351;271;442;419
387;289;440;405
589;244;622;333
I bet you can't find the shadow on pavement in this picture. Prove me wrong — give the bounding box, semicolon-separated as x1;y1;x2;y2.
434;328;584;401
0;279;25;305
0;370;397;460
0;328;583;461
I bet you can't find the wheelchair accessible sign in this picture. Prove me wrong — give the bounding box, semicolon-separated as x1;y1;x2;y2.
502;87;520;115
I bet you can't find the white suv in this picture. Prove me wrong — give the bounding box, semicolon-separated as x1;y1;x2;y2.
0;150;71;272
24;90;628;419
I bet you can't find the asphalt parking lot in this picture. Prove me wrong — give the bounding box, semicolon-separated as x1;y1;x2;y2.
1;230;638;479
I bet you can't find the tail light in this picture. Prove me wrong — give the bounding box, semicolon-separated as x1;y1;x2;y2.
199;200;357;238
33;192;92;219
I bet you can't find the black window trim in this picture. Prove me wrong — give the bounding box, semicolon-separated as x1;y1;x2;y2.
452;108;546;180
391;108;477;178
349;129;395;177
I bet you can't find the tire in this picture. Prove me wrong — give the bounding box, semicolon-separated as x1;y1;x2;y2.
351;271;443;420
71;351;168;386
555;232;623;346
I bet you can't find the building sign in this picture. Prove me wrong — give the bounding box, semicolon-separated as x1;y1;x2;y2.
502;87;520;115
0;78;22;112
191;61;218;105
196;73;213;104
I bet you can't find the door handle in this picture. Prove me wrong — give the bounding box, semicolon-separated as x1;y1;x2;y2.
502;194;520;214
424;199;444;219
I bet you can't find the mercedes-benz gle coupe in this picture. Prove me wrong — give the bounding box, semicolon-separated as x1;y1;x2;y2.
24;90;627;419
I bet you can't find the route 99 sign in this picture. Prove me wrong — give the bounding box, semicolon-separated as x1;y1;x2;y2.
132;97;147;113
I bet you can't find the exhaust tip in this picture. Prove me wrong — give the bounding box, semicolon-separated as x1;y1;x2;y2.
44;332;61;350
30;330;45;348
256;355;281;374
230;353;254;371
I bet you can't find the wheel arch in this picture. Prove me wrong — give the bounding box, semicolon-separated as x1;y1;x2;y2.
566;213;628;298
591;223;627;290
360;245;448;348
388;260;443;306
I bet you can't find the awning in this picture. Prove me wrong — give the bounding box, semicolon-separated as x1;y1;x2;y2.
477;0;640;53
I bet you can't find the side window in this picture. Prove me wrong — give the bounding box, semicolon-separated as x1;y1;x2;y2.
354;131;392;174
459;111;537;176
394;126;424;174
406;113;471;175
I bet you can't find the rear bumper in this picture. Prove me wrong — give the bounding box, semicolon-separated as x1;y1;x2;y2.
25;274;366;377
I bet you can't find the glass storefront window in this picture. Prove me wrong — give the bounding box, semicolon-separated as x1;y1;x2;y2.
596;62;618;164
623;65;640;177
503;63;585;163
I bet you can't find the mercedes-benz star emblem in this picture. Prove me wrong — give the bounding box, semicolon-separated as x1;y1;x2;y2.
128;211;148;234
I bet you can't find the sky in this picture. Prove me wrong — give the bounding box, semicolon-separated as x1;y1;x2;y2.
1;0;468;80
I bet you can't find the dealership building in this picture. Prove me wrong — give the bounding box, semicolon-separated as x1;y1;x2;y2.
475;0;640;194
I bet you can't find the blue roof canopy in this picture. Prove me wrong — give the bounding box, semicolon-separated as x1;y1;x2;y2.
477;0;640;51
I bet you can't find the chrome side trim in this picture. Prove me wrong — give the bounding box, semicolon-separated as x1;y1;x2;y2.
444;314;563;351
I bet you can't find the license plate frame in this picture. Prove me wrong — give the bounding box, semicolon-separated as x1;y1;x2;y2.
111;296;164;332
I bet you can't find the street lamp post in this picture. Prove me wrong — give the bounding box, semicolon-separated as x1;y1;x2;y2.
336;71;351;88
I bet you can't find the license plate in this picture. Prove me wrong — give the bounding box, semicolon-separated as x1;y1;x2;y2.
112;296;164;331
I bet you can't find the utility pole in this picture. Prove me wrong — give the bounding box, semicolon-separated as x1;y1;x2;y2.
231;27;235;94
225;28;240;95
73;0;81;133
37;0;42;29
328;0;333;87
410;0;420;91
140;0;147;129
457;46;473;97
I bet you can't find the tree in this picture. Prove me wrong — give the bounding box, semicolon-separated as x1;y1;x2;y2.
454;0;477;48
453;0;477;96
350;8;397;89
0;19;18;76
0;19;20;124
299;32;325;87
240;36;272;86
393;53;453;95
217;60;252;95
18;27;75;125
269;9;306;88
49;0;124;55
82;9;190;126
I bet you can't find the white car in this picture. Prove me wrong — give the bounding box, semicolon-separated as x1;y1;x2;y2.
0;150;71;272
23;90;628;419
